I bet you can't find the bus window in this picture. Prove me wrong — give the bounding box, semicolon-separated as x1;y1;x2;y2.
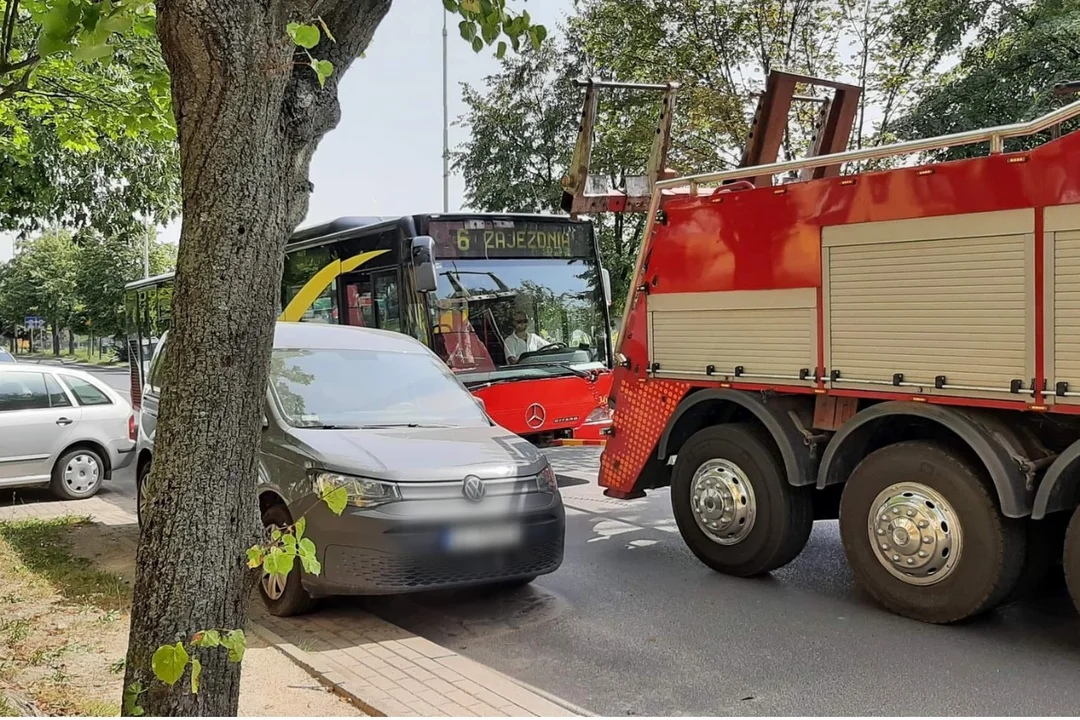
282;246;339;324
373;272;400;332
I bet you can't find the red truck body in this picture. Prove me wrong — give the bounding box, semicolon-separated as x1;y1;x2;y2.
597;96;1080;624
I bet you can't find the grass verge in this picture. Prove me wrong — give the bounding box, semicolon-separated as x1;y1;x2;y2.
0;517;131;716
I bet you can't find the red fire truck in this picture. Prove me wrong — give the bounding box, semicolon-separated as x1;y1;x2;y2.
592;75;1080;624
124;213;615;444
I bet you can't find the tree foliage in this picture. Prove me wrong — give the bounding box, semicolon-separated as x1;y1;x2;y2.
0;0;179;234
0;227;175;346
892;0;1080;159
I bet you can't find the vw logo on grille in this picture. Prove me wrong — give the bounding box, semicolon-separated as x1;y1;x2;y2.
462;475;486;502
525;402;546;429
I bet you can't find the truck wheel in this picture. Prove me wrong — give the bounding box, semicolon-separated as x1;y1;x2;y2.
671;424;812;577
1063;506;1080;614
839;440;1025;624
259;504;316;617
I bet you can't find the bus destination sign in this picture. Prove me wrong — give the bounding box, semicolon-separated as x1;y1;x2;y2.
428;219;592;259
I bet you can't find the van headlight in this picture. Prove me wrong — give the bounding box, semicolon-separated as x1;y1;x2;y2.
313;472;401;508
535;464;558;494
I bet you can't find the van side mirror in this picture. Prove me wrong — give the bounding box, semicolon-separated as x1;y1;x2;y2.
261;413;269;429
411;235;438;293
601;268;612;307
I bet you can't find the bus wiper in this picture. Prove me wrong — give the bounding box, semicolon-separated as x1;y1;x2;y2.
465;377;518;391
537;361;593;380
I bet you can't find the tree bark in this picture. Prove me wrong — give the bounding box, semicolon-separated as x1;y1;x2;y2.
122;0;390;716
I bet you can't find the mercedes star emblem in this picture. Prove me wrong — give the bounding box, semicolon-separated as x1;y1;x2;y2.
525;402;546;429
462;475;486;502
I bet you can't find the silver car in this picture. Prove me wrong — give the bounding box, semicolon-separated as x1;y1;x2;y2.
0;364;136;499
136;322;565;616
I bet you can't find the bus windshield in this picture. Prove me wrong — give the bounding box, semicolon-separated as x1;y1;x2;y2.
430;257;609;384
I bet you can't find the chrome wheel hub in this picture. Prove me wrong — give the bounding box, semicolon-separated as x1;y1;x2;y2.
867;482;962;586
64;454;100;494
262;570;286;600
690;458;756;545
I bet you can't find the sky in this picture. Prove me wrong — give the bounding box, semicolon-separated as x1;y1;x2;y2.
0;0;574;261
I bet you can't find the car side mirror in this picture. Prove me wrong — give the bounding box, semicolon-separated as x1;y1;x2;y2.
261;413;269;429
601;268;612;307
411;235;438;293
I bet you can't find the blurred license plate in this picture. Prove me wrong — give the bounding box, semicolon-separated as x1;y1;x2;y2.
444;523;522;552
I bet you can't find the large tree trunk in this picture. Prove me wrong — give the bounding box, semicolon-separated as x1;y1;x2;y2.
122;1;390;716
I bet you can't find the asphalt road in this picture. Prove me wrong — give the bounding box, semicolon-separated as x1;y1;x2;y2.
58;365;1080;715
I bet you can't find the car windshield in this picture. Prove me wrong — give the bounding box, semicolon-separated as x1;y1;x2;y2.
268;347;490;429
430;258;608;384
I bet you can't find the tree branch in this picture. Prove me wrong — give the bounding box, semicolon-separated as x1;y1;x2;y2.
1;0;17;63
0;53;39;76
0;63;31;102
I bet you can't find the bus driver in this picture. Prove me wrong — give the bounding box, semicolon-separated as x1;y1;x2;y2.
504;310;550;364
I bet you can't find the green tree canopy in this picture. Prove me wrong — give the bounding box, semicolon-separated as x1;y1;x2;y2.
0;0;179;234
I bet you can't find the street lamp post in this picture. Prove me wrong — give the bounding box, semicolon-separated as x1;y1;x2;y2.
442;8;449;213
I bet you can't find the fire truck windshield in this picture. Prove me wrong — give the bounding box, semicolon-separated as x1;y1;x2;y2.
430;257;609;385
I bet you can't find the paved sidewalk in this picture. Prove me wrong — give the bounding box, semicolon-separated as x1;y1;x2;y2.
0;488;588;717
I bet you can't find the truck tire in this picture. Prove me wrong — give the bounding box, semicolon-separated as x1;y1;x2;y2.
1063;506;1080;615
839;440;1025;624
671;423;812;577
259;504;316;617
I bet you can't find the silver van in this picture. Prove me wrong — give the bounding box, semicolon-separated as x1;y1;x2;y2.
136;322;565;615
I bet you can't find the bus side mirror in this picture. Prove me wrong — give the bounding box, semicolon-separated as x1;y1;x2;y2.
411;236;438;293
601;268;612;307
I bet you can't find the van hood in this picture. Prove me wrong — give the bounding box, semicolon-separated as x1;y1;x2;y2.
289;424;547;482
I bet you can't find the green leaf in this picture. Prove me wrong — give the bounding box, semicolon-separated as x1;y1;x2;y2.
322;486;348;516
191;629;221;648
123;683;145;717
496;41;507;59
289;23;321;49
271;528;282;541
221;630;247;663
313;59;334;88
298;537;321;575
151;642;189;686
100;15;133;35
529;24;547;51
461;0;481;12
459;20;476;42
246;546;264;569
190;657;202;694
481;21;499;45
72;43;115;62
471;36;484;53
443;0;459;11
282;532;298;553
294;516;306;541
38;34;74;57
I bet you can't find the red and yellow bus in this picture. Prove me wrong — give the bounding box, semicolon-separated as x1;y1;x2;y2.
125;213;614;444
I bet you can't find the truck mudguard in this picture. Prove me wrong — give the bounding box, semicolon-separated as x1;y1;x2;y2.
657;389;816;487
816;402;1034;518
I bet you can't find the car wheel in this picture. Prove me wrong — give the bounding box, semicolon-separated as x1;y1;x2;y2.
839;440;1025;624
136;462;151;528
670;423;813;577
259;503;316;617
50;448;104;500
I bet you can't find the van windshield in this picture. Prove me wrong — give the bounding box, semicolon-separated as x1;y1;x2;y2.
268;347;490;429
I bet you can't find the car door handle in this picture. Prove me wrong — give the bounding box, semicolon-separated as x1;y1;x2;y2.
56;417;73;426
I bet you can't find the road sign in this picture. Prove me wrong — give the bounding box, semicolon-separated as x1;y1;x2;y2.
24;316;44;329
